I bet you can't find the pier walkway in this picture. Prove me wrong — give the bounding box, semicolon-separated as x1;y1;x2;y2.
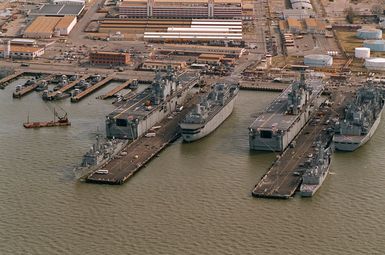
71;76;113;102
0;71;24;89
99;79;132;100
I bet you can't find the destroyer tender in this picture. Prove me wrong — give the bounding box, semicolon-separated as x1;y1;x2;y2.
180;83;239;142
334;85;384;151
248;72;324;151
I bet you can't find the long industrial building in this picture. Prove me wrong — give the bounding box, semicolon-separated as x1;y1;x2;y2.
119;0;243;19
143;19;242;42
0;46;45;59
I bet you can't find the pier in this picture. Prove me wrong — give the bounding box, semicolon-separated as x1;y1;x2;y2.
0;71;24;89
240;81;288;92
71;76;113;102
252;91;349;199
98;79;132;100
85;98;195;184
48;75;91;99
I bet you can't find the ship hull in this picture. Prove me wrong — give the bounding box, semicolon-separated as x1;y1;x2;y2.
180;93;237;142
300;164;331;197
23;121;71;128
334;106;383;151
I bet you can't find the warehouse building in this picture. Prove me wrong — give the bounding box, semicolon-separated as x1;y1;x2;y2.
54;16;77;36
119;0;243;19
143;19;242;42
30;4;84;16
282;9;315;19
287;18;302;34
24;16;77;38
304;18;325;34
304;54;333;67
89;51;131;65
0;46;45;59
197;53;225;64
141;60;187;71
158;44;246;57
24;16;61;38
10;39;37;47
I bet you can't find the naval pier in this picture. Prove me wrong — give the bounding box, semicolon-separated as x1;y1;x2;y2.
252;90;350;199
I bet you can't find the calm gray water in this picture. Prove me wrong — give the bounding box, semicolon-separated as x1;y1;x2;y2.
0;77;384;254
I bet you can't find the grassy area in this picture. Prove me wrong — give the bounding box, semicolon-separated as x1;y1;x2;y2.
335;31;363;55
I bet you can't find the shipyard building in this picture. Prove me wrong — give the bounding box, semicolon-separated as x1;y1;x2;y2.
89;51;131;65
119;0;243;19
24;16;77;38
106;69;199;139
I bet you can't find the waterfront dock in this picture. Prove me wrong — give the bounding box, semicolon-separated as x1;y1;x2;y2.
71;76;113;102
85;100;194;184
99;79;132;99
13;83;39;98
240;81;288;92
252;92;349;199
0;71;24;89
48;75;91;99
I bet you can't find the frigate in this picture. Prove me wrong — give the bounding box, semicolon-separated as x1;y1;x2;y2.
248;72;324;152
73;135;129;179
300;141;333;197
179;83;239;142
334;85;384;151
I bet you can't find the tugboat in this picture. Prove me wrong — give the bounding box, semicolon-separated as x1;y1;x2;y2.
23;108;71;128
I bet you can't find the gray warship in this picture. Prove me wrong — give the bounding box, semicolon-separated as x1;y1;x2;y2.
299;141;333;197
179;83;239;142
248;72;324;152
73;135;129;179
334;85;384;151
106;67;199;139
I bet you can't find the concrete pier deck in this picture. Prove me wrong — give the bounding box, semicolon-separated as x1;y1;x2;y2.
99;79;132;100
71;76;113;102
0;71;24;89
252;91;349;199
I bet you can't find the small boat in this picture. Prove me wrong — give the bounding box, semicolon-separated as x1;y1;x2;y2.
23;108;71;128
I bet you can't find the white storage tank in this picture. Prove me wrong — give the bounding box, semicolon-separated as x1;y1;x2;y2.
363;40;385;52
356;28;383;39
304;54;333;67
365;58;385;71
355;47;370;59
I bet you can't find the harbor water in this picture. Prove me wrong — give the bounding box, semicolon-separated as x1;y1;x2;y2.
0;78;384;254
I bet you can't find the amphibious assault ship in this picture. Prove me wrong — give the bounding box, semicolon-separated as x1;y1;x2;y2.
106;68;199;139
179;83;239;142
333;85;384;151
299;141;333;197
248;72;324;152
73;135;129;179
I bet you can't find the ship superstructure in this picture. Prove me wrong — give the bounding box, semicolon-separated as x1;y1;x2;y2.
248;72;324;151
106;68;199;139
300;141;332;197
334;85;384;151
74;135;129;178
179;82;239;142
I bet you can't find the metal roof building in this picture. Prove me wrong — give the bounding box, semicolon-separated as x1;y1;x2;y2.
30;4;84;16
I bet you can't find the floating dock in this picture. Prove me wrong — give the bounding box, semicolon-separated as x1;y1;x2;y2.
252;91;349;199
98;79;132;100
71;76;113;102
0;71;24;89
